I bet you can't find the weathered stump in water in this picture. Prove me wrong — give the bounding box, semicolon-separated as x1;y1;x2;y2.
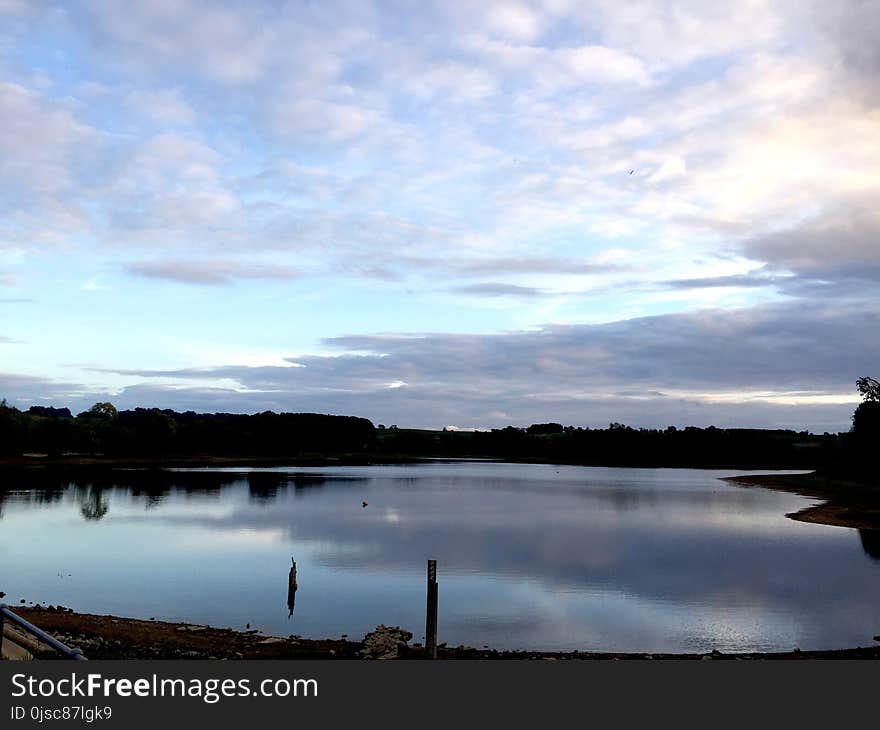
288;558;298;618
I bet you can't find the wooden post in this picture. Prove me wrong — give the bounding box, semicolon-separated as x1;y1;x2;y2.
425;559;438;659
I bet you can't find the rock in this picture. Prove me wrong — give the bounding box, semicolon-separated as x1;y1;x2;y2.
359;625;413;660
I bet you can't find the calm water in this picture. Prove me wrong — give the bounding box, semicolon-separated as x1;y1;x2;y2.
1;462;879;653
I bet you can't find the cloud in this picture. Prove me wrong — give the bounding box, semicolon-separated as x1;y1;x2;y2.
796;0;880;104
742;205;880;281
451;257;628;276
70;299;877;431
0;82;95;200
397;61;499;102
124;88;196;126
0;372;94;405
81;0;278;84
268;98;384;144
451;282;549;298
476;40;650;90
648;156;686;184
663;273;786;290
125;260;298;285
578;0;785;69
485;2;543;41
0;0;32;17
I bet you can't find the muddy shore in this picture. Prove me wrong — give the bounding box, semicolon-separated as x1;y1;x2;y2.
6;607;880;660
723;471;880;530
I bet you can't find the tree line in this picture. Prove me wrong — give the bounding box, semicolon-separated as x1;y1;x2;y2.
0;401;375;458
0;377;877;474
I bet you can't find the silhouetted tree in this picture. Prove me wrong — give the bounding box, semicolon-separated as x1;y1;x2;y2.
84;402;118;419
852;377;880;437
527;422;564;435
0;399;26;455
27;406;72;418
848;377;880;480
856;377;880;402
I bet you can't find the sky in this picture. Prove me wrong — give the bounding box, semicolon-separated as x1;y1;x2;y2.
0;0;878;432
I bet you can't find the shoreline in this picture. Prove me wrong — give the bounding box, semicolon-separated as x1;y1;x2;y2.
723;472;880;530
0;453;820;471
5;607;880;660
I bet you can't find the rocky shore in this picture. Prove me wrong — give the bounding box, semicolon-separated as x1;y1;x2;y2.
3;606;879;660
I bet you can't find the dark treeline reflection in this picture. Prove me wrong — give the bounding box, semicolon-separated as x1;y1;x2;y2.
246;471;359;503
0;483;109;521
858;529;880;560
79;486;108;521
0;469;358;519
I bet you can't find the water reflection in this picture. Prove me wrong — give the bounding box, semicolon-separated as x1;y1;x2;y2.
79;486;108;521
859;529;880;560
1;463;878;653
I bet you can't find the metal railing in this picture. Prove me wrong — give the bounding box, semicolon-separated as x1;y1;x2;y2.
0;604;87;660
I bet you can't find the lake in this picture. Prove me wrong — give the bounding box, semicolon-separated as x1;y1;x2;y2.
1;462;878;653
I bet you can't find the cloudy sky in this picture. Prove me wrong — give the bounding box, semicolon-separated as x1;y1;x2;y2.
1;1;878;431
